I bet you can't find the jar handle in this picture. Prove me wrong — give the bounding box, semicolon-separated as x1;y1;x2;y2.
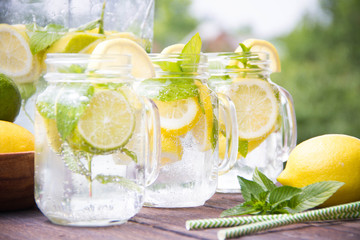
143;97;161;186
279;87;297;162
217;93;238;174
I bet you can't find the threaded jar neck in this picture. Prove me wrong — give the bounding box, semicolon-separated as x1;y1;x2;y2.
206;52;271;79
44;53;133;82
149;53;209;81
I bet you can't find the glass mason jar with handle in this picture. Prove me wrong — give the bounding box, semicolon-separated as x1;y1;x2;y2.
137;53;238;207
206;52;297;192
34;54;160;226
0;0;154;133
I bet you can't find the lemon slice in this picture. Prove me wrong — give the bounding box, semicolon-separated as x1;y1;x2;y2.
161;43;185;54
43;118;62;153
46;32;104;53
235;39;281;72
192;81;214;151
229;79;278;140
154;97;201;137
90;38;155;79
160;135;183;166
12;53;42;83
77;90;135;150
0;24;33;77
79;39;104;54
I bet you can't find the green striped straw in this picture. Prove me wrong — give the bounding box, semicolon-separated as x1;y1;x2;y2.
186;201;360;231
186;214;287;230
217;210;360;240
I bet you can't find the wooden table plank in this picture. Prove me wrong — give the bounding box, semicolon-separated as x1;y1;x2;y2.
1;193;359;240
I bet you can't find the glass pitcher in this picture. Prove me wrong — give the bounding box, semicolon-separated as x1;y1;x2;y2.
0;0;154;133
137;53;238;207
206;52;297;192
34;54;160;226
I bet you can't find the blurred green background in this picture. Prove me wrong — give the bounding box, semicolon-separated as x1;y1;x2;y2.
154;0;360;144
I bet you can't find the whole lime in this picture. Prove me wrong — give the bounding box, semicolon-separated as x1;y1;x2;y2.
0;73;22;122
277;134;360;207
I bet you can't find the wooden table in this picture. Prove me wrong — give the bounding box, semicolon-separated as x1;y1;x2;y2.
1;193;359;240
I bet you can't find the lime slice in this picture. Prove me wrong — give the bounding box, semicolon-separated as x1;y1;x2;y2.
90;38;155;79
229;78;279;140
192;81;214;151
154;97;201;137
46;32;105;53
77;89;135;150
235;39;281;72
0;24;33;77
79;39;104;54
161;43;185;54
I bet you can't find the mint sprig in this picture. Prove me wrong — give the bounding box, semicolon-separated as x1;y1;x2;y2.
220;168;344;217
140;33;203;102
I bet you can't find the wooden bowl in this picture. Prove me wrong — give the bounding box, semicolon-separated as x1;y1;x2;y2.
0;151;35;211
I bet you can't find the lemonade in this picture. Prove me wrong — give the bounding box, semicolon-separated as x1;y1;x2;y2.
207;47;297;192
136;34;238;207
34;54;160;226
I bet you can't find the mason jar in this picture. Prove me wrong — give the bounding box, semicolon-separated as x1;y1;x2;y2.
34;53;160;226
206;52;297;192
137;53;238;207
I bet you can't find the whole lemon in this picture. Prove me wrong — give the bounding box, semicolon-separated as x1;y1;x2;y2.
277;134;360;207
0;120;34;153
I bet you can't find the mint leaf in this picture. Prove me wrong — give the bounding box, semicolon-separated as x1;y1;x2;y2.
239;43;251;52
59;64;86;74
238;140;248;157
238;176;264;202
121;148;138;163
253;168;277;191
180;32;202;72
27;24;68;54
138;78;199;102
56;83;94;139
221;201;257;217
72;18;101;32
94;174;142;192
156;61;182;72
17;82;36;103
269;185;302;206
182;32;202;55
63;146;90;176
29;31;63;54
288;181;344;212
36;85;59;119
210;114;219;151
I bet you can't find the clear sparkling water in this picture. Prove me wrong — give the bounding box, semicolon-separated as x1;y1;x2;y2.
145;132;219;208
34;108;146;226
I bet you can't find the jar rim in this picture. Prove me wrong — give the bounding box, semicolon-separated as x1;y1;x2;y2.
44;53;133;82
46;53;132;63
205;51;271;75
